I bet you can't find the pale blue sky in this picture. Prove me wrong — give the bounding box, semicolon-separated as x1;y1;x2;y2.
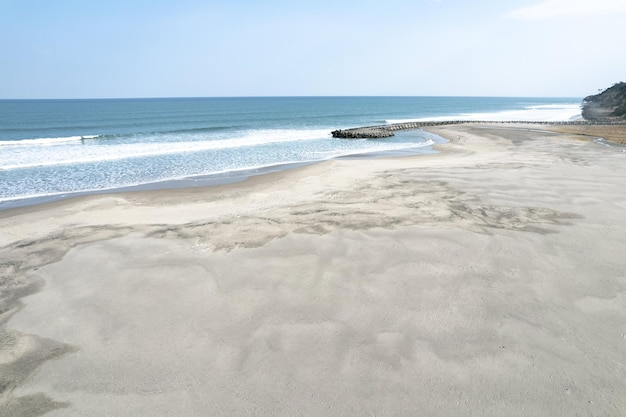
1;0;625;98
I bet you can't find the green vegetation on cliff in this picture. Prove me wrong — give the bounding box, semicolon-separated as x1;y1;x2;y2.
582;82;626;121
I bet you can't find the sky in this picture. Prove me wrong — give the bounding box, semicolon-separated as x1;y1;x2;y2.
1;0;625;98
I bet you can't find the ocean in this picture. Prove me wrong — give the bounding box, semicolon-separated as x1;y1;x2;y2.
0;96;581;209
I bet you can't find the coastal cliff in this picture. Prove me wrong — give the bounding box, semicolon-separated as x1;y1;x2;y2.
582;82;626;121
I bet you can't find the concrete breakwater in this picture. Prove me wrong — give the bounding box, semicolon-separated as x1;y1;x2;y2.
331;121;464;138
330;127;394;139
331;120;626;139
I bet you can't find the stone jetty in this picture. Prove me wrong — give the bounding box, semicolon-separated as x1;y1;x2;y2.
331;120;626;139
331;127;394;139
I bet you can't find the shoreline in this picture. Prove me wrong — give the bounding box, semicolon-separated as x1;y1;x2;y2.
2;123;626;416
0;161;314;213
0;136;444;213
3;121;625;213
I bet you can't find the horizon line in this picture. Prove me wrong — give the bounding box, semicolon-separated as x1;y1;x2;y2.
0;94;584;101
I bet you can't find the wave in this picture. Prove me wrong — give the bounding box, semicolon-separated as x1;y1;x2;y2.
0;135;103;146
127;126;236;138
163;126;236;135
525;104;579;109
0;126;236;147
0;128;332;171
0;126;253;148
313;138;435;159
386;103;582;124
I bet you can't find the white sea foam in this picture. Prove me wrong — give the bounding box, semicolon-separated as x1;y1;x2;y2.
0;135;101;147
0;129;331;170
312;138;435;159
0;138;436;204
386;103;582;124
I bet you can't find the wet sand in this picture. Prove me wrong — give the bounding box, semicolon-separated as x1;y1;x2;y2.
1;123;625;416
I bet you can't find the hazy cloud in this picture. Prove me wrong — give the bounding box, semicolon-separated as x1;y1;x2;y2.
506;0;626;19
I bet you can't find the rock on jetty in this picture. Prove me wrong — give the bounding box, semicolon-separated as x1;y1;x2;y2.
331;127;394;139
332;121;471;139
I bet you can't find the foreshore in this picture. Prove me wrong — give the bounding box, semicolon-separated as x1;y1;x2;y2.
1;123;625;416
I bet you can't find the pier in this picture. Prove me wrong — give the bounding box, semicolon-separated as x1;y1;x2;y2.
331;120;626;139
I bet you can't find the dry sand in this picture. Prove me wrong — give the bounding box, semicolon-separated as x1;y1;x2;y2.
1;124;625;416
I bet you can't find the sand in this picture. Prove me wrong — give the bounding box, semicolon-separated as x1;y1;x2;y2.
1;123;625;416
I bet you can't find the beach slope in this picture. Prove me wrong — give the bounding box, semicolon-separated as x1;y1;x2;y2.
1;124;625;417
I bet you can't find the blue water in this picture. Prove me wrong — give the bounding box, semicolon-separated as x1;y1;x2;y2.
0;96;581;208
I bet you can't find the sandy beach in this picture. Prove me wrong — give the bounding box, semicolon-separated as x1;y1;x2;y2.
1;123;625;416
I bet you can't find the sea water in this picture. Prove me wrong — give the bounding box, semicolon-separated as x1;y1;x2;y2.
0;96;581;208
